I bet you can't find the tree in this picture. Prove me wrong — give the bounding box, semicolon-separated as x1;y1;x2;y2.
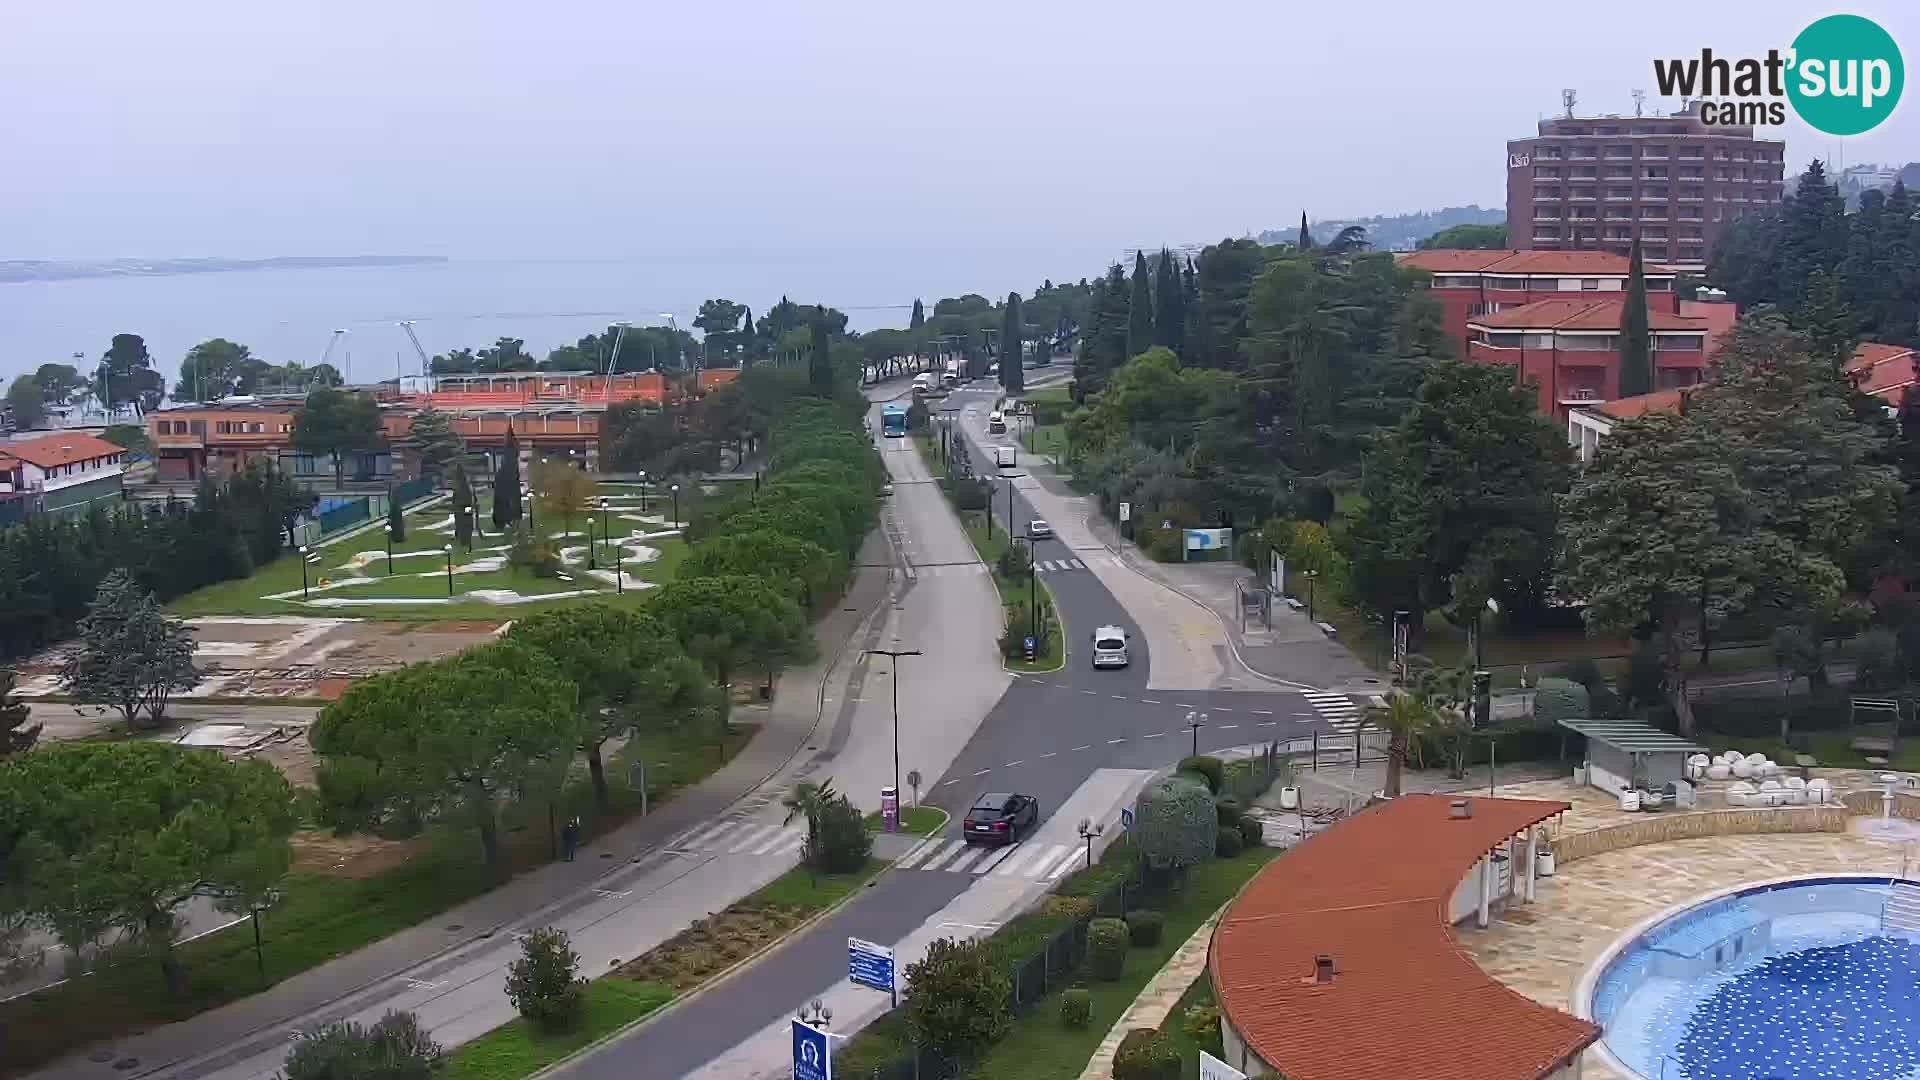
902;936;1011;1058
910;298;925;333
780;778;839;869
808;316;835;396
531;458;596;540
1132;773;1215;870
309;643;579;866
0;667;39;755
1152;248;1184;354
493;430;523;529
451;462;476;548
505;927;586;1032
1618;237;1653;398
57;571;200;730
1772;624;1829;737
505;606;708;809
96;333;164;415
1001;292;1025;394
1127;250;1155;360
650;575;814;691
279;1012;444;1080
679;529;841;610
32;362;87;407
1420;223;1508;249
1367;692;1442;797
175;338;264;401
0;741;295;994
695;299;746;360
290;386;384;487
1296;211;1313;250
4;376;46;430
386;491;406;543
1798;267;1857;370
405;407;463;482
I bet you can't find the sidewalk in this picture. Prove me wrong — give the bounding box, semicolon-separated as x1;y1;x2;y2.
31;531;898;1080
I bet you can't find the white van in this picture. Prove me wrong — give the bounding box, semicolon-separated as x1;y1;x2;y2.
1092;626;1130;668
995;445;1016;469
988;411;1006;434
912;373;934;396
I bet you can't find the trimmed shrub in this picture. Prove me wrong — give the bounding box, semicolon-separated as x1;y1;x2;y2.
1178;755;1225;794
1043;894;1096;922
808;794;873;873
1059;986;1092;1028
903;936;1011;1057
1532;677;1590;725
1124;909;1164;947
281;1012;443;1080
1112;1027;1182;1080
1216;825;1244;857
1237;816;1264;848
1214;795;1244;827
1181;1003;1223;1056
1134;774;1217;871
504;927;586;1032
1087;917;1129;980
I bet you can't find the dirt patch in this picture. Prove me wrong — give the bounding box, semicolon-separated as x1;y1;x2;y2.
613;903;810;990
412;620;508;634
251;735;321;788
290;829;427;879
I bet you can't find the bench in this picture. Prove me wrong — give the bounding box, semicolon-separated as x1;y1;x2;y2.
1284;597;1305;611
1317;621;1338;636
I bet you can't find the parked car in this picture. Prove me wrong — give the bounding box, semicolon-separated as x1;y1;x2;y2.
962;792;1039;846
1027;519;1052;539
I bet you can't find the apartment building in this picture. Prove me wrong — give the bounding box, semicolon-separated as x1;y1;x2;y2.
1506;104;1786;265
1395;249;1679;356
1466;297;1735;418
0;431;129;519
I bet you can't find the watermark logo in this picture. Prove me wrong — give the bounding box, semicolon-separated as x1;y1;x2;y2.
1653;14;1903;134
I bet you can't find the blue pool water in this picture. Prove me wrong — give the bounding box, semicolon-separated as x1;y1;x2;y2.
1590;878;1920;1079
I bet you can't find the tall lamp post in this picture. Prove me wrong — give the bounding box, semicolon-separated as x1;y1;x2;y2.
443;543;454;596
1304;569;1320;623
670;483;681;529
459;505;475;552
586;515;597;570
1185;709;1209;758
298;545;312;600
1077;818;1106;870
865;648;922;824
525;486;538;532
638;471;649;514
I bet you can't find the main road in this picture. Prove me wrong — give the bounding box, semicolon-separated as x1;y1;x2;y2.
557;376;1357;1079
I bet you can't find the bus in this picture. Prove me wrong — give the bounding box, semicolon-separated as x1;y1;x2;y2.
880;404;908;438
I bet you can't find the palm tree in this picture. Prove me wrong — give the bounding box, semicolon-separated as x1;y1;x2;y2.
1366;693;1441;798
781;778;838;869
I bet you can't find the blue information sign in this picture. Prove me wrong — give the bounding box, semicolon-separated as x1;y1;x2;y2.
1120;808;1135;832
793;1019;831;1080
847;936;896;995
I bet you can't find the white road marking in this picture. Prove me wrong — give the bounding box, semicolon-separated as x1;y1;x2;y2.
1142;731;1165;738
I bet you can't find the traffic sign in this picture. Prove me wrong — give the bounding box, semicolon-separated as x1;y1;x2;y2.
1118;501;1131;523
1120;808;1135;832
1199;1050;1247;1080
792;1020;831;1080
847;937;896;997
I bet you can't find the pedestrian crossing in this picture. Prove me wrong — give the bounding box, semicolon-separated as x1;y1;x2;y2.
894;838;1086;881
1304;690;1365;734
903;563;988;580
1033;558;1087;574
667;819;807;858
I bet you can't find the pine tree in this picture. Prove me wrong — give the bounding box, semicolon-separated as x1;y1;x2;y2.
1779;159;1848;307
1798;267;1858;371
1001;293;1025;394
1153;249;1183;353
808;316;834;396
1296;212;1313;250
0;667;39;756
1127;251;1154;360
493;430;523;528
1618;237;1654;398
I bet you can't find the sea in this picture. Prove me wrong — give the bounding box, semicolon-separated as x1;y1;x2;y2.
0;247;1117;385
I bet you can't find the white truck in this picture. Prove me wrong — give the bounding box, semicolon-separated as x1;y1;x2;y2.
995;445;1016;469
942;359;962;388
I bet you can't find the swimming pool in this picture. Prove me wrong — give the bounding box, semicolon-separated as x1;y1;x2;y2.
1586;876;1920;1079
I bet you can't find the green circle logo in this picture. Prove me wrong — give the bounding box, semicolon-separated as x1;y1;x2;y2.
1788;14;1903;136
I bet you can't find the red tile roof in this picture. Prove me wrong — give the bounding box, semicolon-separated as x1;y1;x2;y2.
1395;250;1520;273
4;432;126;469
1847;342;1916;404
1397;250;1669;277
1212;794;1596;1080
1588;387;1696;420
1471;298;1709;332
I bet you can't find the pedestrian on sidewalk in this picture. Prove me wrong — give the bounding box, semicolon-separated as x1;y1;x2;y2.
562;816;580;862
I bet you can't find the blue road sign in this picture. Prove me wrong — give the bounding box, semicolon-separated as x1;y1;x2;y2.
793;1019;831;1080
1120;808;1135;832
848;936;896;995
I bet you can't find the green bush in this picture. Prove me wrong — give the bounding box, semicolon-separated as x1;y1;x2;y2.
1124;909;1164;947
1237;816;1264;848
1216;825;1244;857
1214;795;1244;827
1134;774;1217;871
504;927;586;1033
996;541;1033;579
281;1012;443;1080
808;794;873;873
1181;1003;1223;1056
1532;677;1590;725
903;936;1011;1057
1087;917;1130;980
1059;986;1092;1029
506;521;562;578
999;611;1055;661
1178;755;1225;794
1112;1027;1183;1080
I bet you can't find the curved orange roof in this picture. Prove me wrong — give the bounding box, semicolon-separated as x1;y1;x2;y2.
1212;794;1597;1080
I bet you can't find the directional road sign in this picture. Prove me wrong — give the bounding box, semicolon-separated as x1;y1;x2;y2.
847;936;896;996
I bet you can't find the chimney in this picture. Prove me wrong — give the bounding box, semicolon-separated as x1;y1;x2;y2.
1314;955;1336;984
1450;798;1472;820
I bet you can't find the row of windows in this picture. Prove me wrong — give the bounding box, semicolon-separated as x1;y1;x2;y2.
1431;275;1673;291
38;455;121;479
155;419;291;435
1535;142;1782;164
1479;332;1707;351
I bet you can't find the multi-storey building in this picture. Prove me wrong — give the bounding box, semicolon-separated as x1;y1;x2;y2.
0;432;129;519
1506;103;1786;266
1466;298;1729;418
1395;249;1679;356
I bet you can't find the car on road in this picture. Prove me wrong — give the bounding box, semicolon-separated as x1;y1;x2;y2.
1027;519;1052;539
963;792;1039;845
1092;625;1130;668
880;483;894;497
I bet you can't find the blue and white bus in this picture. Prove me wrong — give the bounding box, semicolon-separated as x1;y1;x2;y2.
880;404;908;438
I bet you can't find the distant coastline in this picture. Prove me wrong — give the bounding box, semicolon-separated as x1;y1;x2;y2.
0;255;449;284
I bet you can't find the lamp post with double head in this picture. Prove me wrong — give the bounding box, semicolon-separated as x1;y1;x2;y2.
865;648;922;813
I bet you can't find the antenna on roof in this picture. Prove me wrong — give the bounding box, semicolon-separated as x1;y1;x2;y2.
1632;89;1646;117
1562;88;1578;118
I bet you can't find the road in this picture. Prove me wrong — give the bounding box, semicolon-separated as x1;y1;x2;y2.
555;378;1349;1079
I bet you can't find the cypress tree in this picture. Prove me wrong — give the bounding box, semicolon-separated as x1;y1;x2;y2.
1127;251;1154;360
1296;212;1313;250
808;316;834;396
1798;268;1857;371
738;305;755;363
493;429;522;528
1153;249;1183;353
1182;256;1206;366
1618;237;1654;398
1001;293;1025;394
910;298;925;331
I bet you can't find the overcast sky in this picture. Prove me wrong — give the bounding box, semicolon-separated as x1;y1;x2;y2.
2;1;1917;260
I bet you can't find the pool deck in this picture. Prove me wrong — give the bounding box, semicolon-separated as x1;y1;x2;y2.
1461;775;1916;1080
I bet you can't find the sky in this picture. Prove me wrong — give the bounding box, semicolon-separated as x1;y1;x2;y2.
4;0;1918;263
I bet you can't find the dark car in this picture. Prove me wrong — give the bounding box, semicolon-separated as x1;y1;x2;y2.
962;792;1039;846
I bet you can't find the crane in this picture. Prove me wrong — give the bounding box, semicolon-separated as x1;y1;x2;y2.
317;329;349;389
398;320;431;386
605;321;630;379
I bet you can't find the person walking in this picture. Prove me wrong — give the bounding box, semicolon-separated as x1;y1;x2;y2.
562;816;581;862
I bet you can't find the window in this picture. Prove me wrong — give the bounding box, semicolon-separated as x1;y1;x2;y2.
1643;166;1668;179
1642;186;1670;199
1559;334;1619;352
1581;278;1601;291
1656;334;1706;352
1534;166;1561;178
1643;144;1669;159
1646;279;1673;291
1523;333;1554;349
1596;126;1618;135
1485;332;1524;348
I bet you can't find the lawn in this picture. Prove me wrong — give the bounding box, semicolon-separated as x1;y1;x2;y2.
864;806;949;836
0;723;753;1078
443;978;675;1080
964;520;1065;672
1158;972;1222;1079
1020;423;1068;465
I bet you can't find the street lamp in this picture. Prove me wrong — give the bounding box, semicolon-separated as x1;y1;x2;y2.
1304;569;1320;623
524;485;537;532
1185;709;1209;758
443;543;454;595
866;648;922;818
1077;818;1105;870
796;998;832;1032
638;470;649;513
586;514;597;570
670;483;681;528
1475;596;1501;671
383;517;394;576
298;544;311;600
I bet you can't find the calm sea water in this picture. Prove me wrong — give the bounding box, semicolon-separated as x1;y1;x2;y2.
0;248;1113;385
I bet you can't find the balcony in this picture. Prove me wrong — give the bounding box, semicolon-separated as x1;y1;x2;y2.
1533;214;1563;223
1559;388;1605;406
1605;192;1635;201
153;431;207;450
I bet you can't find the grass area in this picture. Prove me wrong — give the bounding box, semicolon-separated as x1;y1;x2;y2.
614;857;889;991
0;723;753;1077
864;806;949;836
1707;723;1920;772
964;520;1065;672
1158;972;1221;1079
1020;424;1068;464
443;978;675;1080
